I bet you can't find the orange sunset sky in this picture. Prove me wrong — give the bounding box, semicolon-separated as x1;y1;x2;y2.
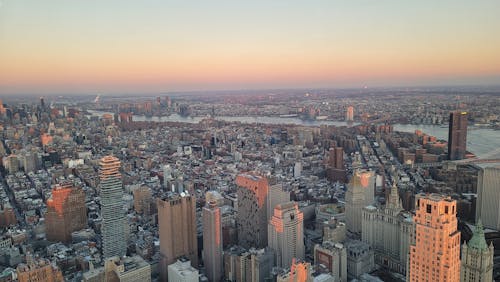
1;0;500;94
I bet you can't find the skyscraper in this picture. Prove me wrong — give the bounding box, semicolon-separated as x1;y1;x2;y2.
361;183;413;275
448;111;468;160
268;201;305;268
163;164;173;188
158;193;197;281
408;194;461;282
460;221;493;282
475;166;500;230
99;156;128;259
267;183;290;221
346;106;354;122
203;201;223;282
326;146;346;183
345;170;375;233
45;183;87;243
236;173;269;249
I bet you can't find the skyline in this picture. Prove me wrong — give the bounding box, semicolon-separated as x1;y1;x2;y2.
1;0;500;95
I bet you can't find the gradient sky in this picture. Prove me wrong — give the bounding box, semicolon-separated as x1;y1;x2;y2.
1;0;500;94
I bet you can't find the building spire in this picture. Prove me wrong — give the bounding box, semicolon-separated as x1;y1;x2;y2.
387;181;402;210
468;219;488;250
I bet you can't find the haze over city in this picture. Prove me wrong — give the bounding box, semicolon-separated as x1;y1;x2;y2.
1;0;500;95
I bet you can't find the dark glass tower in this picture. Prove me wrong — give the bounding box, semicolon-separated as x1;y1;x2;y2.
448;111;468;160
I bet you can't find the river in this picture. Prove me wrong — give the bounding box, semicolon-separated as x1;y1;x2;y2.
88;110;499;157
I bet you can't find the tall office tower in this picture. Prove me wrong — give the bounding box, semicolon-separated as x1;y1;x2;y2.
475;166;500;230
346;106;354;122
157;193;197;281
314;241;347;282
163;164;173;188
326;147;346;183
448;111;468;160
361;183;414;275
45;183;87;243
267;183;290;221
22;152;38;173
203;201;223;282
461;221;493;282
99;156;128;259
3;155;19;174
345;170;375;233
408;194;461;282
268;201;305;267
236;173;269;249
294;162;302;178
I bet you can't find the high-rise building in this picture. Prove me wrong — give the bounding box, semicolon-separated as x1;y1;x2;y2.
448;111;468;160
157;193;197;281
223;246;249;282
203;201;223;282
475;166;500;230
345;170;375;233
346;106;354;122
163;164;173;188
460;221;493;282
361;183;414;275
267;183;290;221
314;241;347;282
294;162;302;178
99;156;128;259
408;194;461;282
268;201;304;268
133;185;152;216
22;152;38;173
45;183;87;243
326;147;346;183
3;155;19;174
236;173;269;249
223;246;274;282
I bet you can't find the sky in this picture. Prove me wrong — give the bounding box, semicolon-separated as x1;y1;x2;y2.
1;0;500;95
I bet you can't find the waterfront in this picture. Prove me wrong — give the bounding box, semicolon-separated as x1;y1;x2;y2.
88;111;499;157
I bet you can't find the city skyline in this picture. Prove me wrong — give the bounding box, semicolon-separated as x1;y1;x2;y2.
1;0;500;95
